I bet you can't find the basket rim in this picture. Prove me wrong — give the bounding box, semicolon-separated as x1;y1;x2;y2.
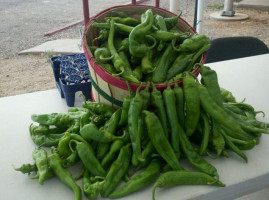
83;4;205;92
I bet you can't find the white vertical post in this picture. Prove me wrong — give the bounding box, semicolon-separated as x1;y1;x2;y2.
196;0;204;34
221;0;235;16
169;0;180;14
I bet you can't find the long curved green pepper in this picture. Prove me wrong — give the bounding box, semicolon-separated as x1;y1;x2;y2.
163;83;180;156
201;65;223;105
117;37;129;52
200;65;225;157
129;9;154;57
152;171;225;200
143;111;184;171
83;170;104;199
119;81;132;126
128;84;145;162
14;163;37;174
109;159;161;199
118;50;140;83
80;123;125;143
48;153;81;200
93;29;109;43
100;144;132;197
32;124;67;135
199;111;211;156
101;139;124;169
133;141;156;173
133;65;143;80
220;129;248;162
166;53;193;80
94;47;114;63
58;132;72;158
164;11;182;30
174;81;185;127
71;140;106;177
62;150;79;168
81;94;115;118
32;147;50;185
154;15;167;51
183;72;200;136
152;43;174;83
31;113;74;127
198;84;248;135
220;88;237;103
29;124;65;147
224;108;269;134
177;124;219;178
141;49;155;74
172;34;210;52
186;44;211;72
108;20;125;75
105;16;140;26
151;83;168;138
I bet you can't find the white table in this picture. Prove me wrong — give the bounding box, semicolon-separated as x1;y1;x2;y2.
0;54;269;200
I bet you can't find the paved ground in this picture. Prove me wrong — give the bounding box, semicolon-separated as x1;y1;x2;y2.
0;0;127;58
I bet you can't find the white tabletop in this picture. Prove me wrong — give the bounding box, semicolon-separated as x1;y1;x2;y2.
0;54;269;200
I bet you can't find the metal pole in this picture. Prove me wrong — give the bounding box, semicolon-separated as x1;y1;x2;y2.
196;0;204;34
193;0;198;30
221;0;235;16
155;0;160;7
169;0;180;14
82;0;90;25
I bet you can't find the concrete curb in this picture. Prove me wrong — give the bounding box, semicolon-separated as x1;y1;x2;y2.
236;1;269;12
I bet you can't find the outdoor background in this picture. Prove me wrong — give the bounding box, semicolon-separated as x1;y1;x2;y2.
0;0;268;97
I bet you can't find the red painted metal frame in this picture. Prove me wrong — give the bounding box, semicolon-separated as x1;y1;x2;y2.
44;0;151;37
83;0;90;25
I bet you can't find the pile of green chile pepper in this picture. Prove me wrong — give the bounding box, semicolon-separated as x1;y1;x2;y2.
15;71;269;198
90;9;210;83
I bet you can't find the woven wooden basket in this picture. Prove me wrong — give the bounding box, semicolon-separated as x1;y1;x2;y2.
83;5;205;108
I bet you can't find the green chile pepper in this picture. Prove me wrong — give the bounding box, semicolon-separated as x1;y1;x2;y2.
109;159;161;199
71;140;106;177
105;16;140;26
163;84;181;156
94;47;114;63
83;170;104;199
32;147;50;185
129;9;154;57
80;122;125;143
93;29;109;43
183;72;200;136
128;85;145;162
31;113;74;127
81;95;115;118
118;50;140;83
143;111;184;171
172;34;210;52
152;43;174;83
151;83;168;138
58;132;72;158
152;171;225;200
14;163;37;174
174;81;185;127
100;144;132;197
30;124;65;147
166;53;193;80
119;82;133;126
48;153;81;200
164;12;182;30
141;49;155;74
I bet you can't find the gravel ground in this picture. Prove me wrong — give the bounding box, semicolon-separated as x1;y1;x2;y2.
0;0;268;97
